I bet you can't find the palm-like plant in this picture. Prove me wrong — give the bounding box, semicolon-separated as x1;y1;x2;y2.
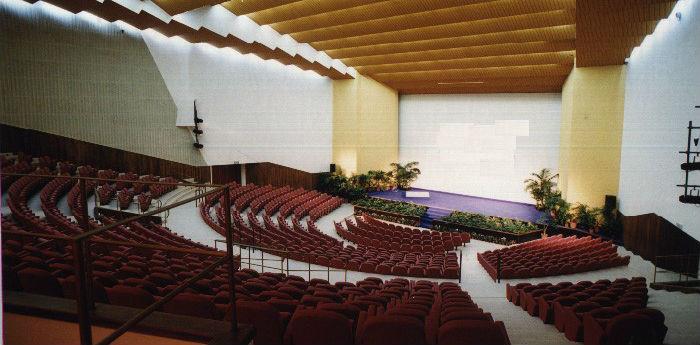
524;168;559;210
367;170;392;190
390;161;421;190
572;203;602;230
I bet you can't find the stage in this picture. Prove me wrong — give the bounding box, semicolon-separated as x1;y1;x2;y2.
367;188;546;227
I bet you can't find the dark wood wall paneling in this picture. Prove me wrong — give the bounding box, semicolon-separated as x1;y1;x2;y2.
1;124;210;182
1;125;321;188
245;162;322;190
622;213;700;277
211;164;242;185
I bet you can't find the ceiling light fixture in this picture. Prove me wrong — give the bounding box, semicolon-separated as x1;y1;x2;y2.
437;81;485;85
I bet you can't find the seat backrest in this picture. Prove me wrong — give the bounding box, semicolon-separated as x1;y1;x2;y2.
605;313;654;345
318;303;361;321
17;268;63;297
236;300;286;345
360;315;426;345
285;309;353;345
438;320;509;345
105;285;155;308
162;293;218;319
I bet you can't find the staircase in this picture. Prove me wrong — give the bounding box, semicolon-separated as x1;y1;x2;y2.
420;207;452;229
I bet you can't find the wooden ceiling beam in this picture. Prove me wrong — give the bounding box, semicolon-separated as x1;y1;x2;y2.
220;0;310;16
222;0;387;22
575;0;677;67
311;9;575;51
325;24;576;59
270;0;499;33
289;0;574;42
357;51;574;75
344;40;575;67
372;63;573;83
150;0;228;15
30;0;348;79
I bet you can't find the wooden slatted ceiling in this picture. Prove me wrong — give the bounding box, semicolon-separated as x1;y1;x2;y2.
151;0;228;15
223;0;679;94
576;0;678;67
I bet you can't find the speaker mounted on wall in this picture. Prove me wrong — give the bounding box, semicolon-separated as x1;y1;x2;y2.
193;100;204;149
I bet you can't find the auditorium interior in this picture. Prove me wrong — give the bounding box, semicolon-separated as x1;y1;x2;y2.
1;0;700;344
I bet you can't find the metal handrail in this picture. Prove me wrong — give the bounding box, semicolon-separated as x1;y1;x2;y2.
1;172;238;345
652;253;700;283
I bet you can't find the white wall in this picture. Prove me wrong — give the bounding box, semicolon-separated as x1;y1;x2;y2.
400;94;561;203
142;30;333;173
619;0;700;240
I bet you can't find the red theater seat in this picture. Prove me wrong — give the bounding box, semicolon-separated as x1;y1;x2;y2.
438;320;511;345
236;300;290;345
359;315;427;345
284;309;354;345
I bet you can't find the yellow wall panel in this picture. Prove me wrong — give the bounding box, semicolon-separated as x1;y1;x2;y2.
559;65;626;207
333;75;398;176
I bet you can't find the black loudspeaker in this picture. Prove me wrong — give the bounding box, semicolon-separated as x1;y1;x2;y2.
330;164;336;173
604;195;616;215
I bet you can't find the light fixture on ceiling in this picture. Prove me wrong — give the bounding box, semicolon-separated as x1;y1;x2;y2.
437;81;485;85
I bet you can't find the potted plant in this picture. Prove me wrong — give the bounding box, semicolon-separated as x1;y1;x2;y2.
572;203;602;231
390;161;421;190
543;191;573;226
524;168;559;210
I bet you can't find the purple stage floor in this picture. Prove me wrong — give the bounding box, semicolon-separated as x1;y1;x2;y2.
368;188;546;224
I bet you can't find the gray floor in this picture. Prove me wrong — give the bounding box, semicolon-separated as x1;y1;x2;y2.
40;191;700;345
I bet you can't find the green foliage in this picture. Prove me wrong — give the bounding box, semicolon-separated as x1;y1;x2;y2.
390;161;421;190
572;203;602;230
543;190;573;226
524;168;559;210
318;170;367;201
353;198;427;218
441;211;540;234
320;162;421;199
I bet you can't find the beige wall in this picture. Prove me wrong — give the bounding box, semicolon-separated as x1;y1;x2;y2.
333;75;398;175
559;65;626;207
0;3;206;166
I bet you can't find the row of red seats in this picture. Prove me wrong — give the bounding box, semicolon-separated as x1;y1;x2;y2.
235;185;275;211
338;216;465;253
478;235;630;279
263;187;308;215
361;214;470;247
2;231;506;345
249;186;293;214
200;188;460;279
507;278;666;345
308;196;343;221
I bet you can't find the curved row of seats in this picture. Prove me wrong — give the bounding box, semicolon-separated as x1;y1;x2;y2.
200;186;460;278
336;215;467;253
478;235;630;279
362;214;470;247
506;278;667;345
3;232;509;345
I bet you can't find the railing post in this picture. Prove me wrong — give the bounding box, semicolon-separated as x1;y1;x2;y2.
222;186;238;334
261;250;265;273
308;254;311;281
327;265;330;282
459;250;463;283
496;254;501;284
286;247;290;275
78;178;90;231
72;238;93;345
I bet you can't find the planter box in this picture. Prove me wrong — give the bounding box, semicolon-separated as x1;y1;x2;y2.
352;205;421;227
432;219;543;244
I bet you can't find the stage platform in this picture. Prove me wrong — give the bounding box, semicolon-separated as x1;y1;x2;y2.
368;188;546;227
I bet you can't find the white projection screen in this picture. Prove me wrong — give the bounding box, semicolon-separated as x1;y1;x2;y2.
400;94;561;203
